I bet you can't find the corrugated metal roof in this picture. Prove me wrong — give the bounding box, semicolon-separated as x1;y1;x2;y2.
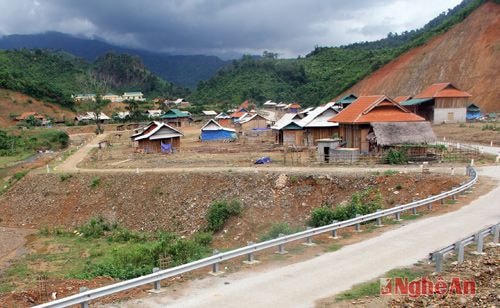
296;102;338;128
400;98;434;106
271;113;301;130
200;119;236;132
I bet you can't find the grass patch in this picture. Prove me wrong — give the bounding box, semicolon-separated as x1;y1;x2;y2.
383;169;399;176
89;176;101;188
325;243;343;252
335;268;425;301
59;173;73;182
259;222;303;242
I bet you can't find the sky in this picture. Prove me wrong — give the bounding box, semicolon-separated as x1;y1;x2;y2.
0;0;462;58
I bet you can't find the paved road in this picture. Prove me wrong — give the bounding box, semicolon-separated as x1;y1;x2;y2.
115;165;500;308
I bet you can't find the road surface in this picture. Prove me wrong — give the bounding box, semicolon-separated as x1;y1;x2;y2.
114;165;500;308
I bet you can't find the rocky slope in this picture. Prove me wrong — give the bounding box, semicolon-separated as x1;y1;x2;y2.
341;1;500;112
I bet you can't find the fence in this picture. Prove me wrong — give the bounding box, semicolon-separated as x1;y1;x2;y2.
429;223;499;272
36;166;478;308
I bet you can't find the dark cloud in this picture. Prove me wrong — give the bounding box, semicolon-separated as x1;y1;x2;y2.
0;0;461;58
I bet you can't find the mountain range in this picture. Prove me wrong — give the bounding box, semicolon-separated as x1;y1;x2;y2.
0;32;229;89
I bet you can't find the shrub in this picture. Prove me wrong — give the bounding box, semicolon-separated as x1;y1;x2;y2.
78;217;115;238
59;174;73;182
205;199;242;232
384;148;407;165
395;184;403;190
12;171;28;181
107;227;145;243
308;189;383;227
89;176;101;188
383;169;399;176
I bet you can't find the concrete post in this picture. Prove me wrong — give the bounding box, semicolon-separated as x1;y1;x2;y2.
152;267;161;291
375;210;383;227
440;192;445;205
427;196;433;210
412;207;417;215
455;241;465;263
79;287;89;308
276;234;288;254
475;233;484;254
243;241;259;264
355;214;362;232
303;227;315;246
434;252;443;273
395;211;401;221
451;188;457;201
493;224;499;244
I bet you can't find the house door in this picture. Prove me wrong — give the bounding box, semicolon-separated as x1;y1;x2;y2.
447;112;455;122
323;147;330;163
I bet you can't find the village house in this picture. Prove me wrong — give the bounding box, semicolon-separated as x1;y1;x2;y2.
286;103;302;113
271;113;303;145
236;113;270;134
200;119;237;141
214;112;232;127
202;110;218;117
296;102;340;146
74;112;111;125
163;98;191;109
145;109;163;118
329;95;435;154
401;83;471;123
263;100;277;109
15;112;48;124
336;94;358;109
131;121;183;153
72;94;96;102
102;93;123;102
122;92;145;101
161;109;191;127
466;103;482;121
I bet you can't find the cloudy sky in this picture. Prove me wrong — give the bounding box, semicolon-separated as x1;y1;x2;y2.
0;0;461;58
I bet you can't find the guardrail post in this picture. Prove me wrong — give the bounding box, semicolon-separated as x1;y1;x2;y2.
394;211;401;222
210;250;224;275
79;287;89;308
411;199;418;215
427;196;433;210
440;191;445;205
303;227;316;246
451;188;457;201
455;241;465;263
243;241;259;264
329;220;340;239
152;267;161;291
355;214;362;232
434;252;443;273
375;210;383;227
474;233;485;254
275;234;288;255
493;224;499;244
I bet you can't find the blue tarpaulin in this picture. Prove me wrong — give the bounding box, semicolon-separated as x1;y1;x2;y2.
161;141;172;153
255;156;272;164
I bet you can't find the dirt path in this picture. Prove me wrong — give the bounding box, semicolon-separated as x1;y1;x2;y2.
115;165;500;308
55;132;112;172
0;227;34;271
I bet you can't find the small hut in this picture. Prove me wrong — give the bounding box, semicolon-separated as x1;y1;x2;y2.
131;121;183;153
200;119;237;141
466;103;481;121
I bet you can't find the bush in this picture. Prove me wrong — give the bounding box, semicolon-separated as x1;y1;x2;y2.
384;148;407;165
308;189;383;227
59;174;73;182
78;217;115;238
205;199;242;232
259;222;302;242
383;169;399;176
89;176;101;188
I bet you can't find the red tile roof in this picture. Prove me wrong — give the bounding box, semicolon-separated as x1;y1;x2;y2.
230;111;247;118
394;96;412;103
329;95;425;124
415;83;471;99
15;112;45;121
289;103;301;109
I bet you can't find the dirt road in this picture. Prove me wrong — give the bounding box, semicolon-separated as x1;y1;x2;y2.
115;165;500;308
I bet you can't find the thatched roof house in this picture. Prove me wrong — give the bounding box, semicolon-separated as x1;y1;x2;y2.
370;122;436;146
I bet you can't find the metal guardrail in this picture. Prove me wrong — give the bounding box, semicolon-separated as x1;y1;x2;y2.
36;166;478;308
429;223;499;272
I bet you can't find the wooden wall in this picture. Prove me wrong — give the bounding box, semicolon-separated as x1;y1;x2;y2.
435;97;468;108
137;137;181;153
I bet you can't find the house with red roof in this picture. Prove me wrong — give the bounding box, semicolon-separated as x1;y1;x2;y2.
329;95;435;154
401;83;471;123
130;121;183;153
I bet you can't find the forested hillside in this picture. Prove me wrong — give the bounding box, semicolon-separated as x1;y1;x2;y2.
0;49;188;109
0;32;229;88
189;0;487;106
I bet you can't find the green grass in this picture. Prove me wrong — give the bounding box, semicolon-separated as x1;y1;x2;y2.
0;152;32;168
325;243;343;252
335;268;426;301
